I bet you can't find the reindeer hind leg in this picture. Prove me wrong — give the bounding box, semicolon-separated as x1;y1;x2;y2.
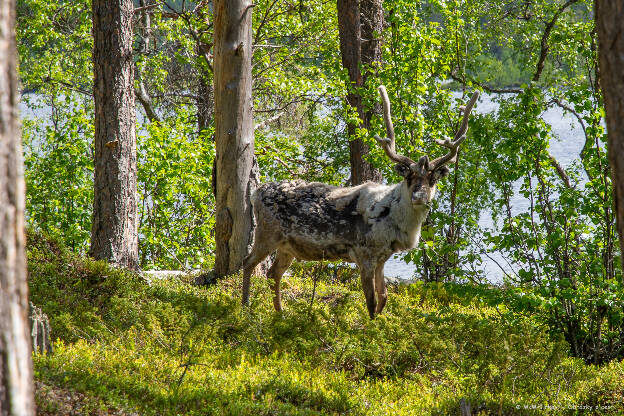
268;250;294;312
242;243;273;306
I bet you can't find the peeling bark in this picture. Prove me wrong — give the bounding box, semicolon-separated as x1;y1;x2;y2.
213;0;257;277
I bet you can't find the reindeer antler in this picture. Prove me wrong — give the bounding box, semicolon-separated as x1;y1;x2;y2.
374;85;418;171
429;91;480;170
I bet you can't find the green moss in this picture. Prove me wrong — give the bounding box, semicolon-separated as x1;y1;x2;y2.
29;232;624;415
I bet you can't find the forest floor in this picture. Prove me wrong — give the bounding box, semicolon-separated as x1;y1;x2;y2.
35;381;137;416
28;231;624;415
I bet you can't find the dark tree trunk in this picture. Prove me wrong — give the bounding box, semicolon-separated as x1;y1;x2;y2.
360;0;384;124
0;0;35;412
90;0;139;270
213;0;258;277
337;0;383;185
197;13;213;135
198;73;213;134
595;0;624;272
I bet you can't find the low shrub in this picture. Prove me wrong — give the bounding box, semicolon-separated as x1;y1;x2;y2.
29;232;624;415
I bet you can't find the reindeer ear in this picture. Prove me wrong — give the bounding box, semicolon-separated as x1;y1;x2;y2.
394;163;411;178
431;166;450;182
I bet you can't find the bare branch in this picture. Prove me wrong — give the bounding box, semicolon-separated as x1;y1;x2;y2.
152;91;200;100
42;76;92;96
450;72;523;94
548;97;587;136
134;3;161;14
547;151;573;189
533;0;579;82
254;0;284;46
256;145;297;176
135;82;162;123
254;109;287;131
135;2;161;123
252;92;328;113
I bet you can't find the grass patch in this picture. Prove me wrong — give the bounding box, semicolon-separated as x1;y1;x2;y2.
29;231;624;415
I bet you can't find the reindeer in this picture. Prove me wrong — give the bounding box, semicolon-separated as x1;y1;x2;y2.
242;86;479;318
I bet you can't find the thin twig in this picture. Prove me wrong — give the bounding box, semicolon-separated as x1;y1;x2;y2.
309;257;324;314
533;0;579;82
449;72;523;94
254;109;287;130
134;3;161;14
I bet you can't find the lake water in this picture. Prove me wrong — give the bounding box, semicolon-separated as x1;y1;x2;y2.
20;93;586;282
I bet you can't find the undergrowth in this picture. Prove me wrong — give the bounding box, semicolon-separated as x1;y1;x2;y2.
28;231;624;415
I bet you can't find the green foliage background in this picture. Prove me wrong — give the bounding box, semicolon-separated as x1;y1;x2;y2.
17;0;624;370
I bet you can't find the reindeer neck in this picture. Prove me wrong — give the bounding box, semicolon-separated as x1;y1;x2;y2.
388;182;430;248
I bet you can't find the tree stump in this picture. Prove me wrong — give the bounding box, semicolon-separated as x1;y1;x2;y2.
30;302;53;355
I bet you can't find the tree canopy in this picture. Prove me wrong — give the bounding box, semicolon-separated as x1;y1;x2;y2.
16;0;623;363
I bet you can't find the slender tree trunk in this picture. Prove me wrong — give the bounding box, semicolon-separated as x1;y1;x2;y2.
198;72;213;134
213;0;258;277
90;0;139;270
135;0;161;124
337;0;383;185
196;8;213;135
0;0;35;413
595;0;624;272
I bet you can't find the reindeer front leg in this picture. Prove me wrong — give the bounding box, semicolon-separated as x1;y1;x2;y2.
374;262;387;315
358;261;377;319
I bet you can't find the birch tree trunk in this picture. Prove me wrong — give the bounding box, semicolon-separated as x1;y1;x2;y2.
213;0;258;277
337;0;383;185
595;0;624;272
90;0;139;270
0;0;35;413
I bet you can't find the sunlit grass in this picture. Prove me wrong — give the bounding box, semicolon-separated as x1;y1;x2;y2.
29;231;624;415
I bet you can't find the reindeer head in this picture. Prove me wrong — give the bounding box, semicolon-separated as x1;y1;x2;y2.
374;86;479;207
